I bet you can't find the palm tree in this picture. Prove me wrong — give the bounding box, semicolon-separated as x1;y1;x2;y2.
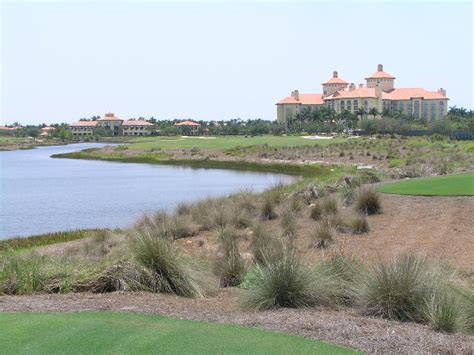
356;108;365;120
369;107;378;119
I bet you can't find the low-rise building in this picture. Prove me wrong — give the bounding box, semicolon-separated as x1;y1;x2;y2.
69;113;154;136
121;119;153;136
276;64;449;124
69;121;98;136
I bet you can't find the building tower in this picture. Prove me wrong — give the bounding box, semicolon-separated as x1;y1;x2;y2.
365;64;395;92
322;71;349;96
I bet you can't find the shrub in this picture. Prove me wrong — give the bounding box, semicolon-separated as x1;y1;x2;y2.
130;228;206;298
214;228;245;287
0;253;47;295
310;221;334;249
309;203;322;221
249;223;282;265
243;252;323;310
261;197;277;220
349;214;370;234
355;188;382;215
357;255;433;322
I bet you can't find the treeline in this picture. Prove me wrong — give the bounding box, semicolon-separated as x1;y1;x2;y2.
287;106;474;136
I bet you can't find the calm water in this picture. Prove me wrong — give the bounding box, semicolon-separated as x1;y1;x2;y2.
0;143;294;240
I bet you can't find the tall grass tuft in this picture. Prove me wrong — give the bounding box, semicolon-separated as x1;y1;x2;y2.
130;228;206;298
357;255;433;322
355;188;382;215
321;197;339;215
280;208;298;240
309;203;322;221
214;228;245;287
243;252;321;310
424;290;464;333
349;214;370;234
260;196;277;220
249;223;282;266
310;221;335;249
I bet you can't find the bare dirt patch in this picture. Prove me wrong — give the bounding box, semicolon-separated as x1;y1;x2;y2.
1;290;472;354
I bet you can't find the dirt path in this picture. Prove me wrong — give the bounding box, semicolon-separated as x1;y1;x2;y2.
1;290;472;354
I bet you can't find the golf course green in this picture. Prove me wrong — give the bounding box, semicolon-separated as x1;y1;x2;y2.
0;312;356;354
377;173;474;196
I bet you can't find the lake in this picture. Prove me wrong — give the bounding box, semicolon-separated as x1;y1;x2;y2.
0;143;295;240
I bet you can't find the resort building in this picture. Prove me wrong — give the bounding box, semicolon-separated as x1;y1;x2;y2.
276;64;449;124
121;119;154;136
69;113;153;136
174;120;201;136
69;121;98;136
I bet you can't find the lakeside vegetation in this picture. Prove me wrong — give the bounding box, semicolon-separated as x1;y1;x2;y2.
1;174;473;335
1;312;355;354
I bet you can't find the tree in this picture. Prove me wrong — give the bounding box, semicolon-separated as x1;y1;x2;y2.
369;107;378;119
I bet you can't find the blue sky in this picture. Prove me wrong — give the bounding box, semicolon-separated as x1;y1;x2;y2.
1;0;472;125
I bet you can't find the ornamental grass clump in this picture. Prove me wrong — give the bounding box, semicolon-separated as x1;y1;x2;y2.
280;208;298;240
249;223;282;266
243;251;321;310
356;255;440;323
321;197;339;215
349;214;370;234
214;228;246;287
311;221;335;249
424;290;465;333
260;196;277;220
130;227;206;298
309;203;323;221
355;188;382;215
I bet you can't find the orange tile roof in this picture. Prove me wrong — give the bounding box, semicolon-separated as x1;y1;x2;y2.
365;71;395;79
122;120;153;126
326;87;379;99
174;120;201;126
97;113;123;121
277;94;325;105
70;121;99;127
384;88;448;100
322;77;349;85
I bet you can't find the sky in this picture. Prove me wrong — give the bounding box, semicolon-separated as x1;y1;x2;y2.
1;0;472;125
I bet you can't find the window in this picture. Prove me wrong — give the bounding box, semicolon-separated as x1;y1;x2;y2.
340;101;345;110
354;100;358;110
347;100;352;111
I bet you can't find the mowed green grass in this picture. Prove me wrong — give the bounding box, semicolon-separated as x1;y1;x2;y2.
128;135;342;150
0;312;355;354
377;173;474;196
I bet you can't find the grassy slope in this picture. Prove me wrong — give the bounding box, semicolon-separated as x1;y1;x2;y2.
0;312;355;354
52;136;353;178
127;135;342;150
377;173;474;196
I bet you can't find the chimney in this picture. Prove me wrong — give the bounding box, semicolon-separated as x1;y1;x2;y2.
349;83;355;91
377;64;383;72
375;83;382;98
333;71;338;78
105;113;115;117
438;88;446;96
359;83;364;88
291;90;300;101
